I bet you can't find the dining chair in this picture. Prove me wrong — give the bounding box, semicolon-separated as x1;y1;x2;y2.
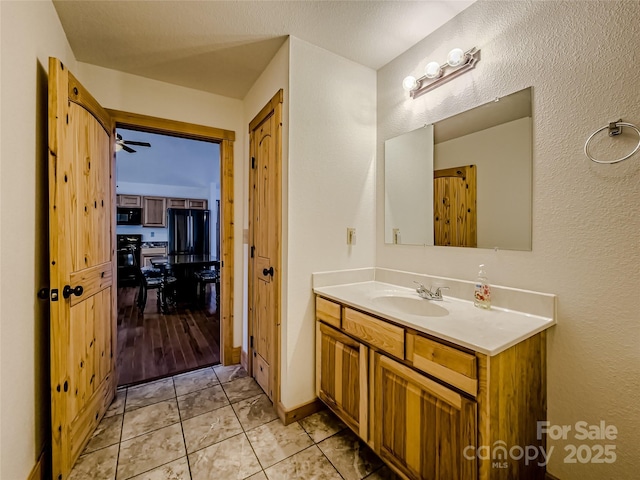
194;267;219;304
130;249;177;314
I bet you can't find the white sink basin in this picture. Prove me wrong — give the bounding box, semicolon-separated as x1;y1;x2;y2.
371;295;449;317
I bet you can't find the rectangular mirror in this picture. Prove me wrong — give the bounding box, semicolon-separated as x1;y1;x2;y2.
384;87;532;250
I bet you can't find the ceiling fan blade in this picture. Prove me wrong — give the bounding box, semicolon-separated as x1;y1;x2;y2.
123;141;151;147
121;145;137;153
117;133;123;141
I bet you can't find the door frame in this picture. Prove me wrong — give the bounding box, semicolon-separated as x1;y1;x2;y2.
107;109;237;365
247;90;283;410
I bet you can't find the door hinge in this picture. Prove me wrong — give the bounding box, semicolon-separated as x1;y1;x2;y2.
250;245;255;258
250;335;254;348
251;156;256;169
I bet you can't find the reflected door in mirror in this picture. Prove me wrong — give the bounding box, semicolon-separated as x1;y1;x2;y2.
434;165;477;247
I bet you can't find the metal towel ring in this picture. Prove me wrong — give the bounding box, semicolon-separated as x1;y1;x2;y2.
584;120;640;164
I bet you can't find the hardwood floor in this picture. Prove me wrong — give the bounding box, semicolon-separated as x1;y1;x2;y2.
116;285;221;386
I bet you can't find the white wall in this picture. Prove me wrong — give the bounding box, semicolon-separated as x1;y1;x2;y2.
242;38;290;356
377;1;640;478
0;1;77;478
434;116;532;250
77;63;246;346
285;37;377;407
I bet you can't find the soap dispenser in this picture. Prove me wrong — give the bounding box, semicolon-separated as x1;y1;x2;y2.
474;264;491;309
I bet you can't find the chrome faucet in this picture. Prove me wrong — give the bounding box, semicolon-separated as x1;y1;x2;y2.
413;282;449;301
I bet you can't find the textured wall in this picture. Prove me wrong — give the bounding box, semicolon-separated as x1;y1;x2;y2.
377;1;640;478
0;1;77;478
286;37;377;407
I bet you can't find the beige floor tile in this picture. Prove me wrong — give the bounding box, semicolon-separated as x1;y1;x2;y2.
182;405;243;453
231;393;278;431
221;376;264;403
68;444;119;480
121;398;180;441
177;384;229;420
173;367;219;396
188;433;261;480
246;419;313;468
127;457;191;480
214;364;248;383
246;471;267;480
318;429;383;480
84;414;123;454
104;390;126;418
364;465;402;479
125;378;175;411
299;409;346;443
264;445;342;480
117;424;186;479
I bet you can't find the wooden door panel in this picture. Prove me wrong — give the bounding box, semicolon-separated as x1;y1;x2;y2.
375;353;477;480
49;57;116;479
249;94;281;402
434;165;477;247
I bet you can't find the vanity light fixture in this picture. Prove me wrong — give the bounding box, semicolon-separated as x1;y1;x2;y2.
402;47;480;99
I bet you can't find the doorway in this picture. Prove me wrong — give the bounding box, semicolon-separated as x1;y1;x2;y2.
108;110;237;385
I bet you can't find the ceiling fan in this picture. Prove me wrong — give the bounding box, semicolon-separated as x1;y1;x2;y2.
116;133;151;153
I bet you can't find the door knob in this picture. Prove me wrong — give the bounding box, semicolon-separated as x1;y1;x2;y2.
262;267;274;277
63;285;84;299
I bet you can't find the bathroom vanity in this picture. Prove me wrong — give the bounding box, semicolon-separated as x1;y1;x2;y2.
313;269;556;480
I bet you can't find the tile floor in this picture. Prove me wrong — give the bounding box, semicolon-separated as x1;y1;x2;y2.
70;365;399;480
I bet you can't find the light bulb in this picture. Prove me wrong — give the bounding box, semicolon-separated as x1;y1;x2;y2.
424;61;442;79
402;76;418;92
447;48;466;67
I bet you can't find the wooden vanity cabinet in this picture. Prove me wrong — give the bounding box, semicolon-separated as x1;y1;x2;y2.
315;294;547;480
316;322;368;439
373;352;477;480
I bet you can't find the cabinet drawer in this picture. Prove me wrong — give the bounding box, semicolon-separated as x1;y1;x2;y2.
343;308;404;359
316;296;341;328
406;333;477;396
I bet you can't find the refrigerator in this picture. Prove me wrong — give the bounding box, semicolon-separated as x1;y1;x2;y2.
167;208;210;255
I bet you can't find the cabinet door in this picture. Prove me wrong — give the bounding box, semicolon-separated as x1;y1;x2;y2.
316;322;368;438
188;198;208;209
143;196;167;227
374;353;477;480
167;198;188;209
118;194;142;207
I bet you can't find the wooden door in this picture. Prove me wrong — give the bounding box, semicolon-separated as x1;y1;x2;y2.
316;323;368;439
373;353;477;480
248;91;283;401
434;165;477;247
48;57;117;479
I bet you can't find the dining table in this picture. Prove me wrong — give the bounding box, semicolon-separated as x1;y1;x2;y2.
150;254;220;311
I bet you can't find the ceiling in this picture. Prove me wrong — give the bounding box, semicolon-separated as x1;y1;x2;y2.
53;0;474;99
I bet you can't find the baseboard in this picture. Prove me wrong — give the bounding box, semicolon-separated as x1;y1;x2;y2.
277;398;324;426
230;346;241;365
546;473;561;480
28;448;46;480
240;349;249;371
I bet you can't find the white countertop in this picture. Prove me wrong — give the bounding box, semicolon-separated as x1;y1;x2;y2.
313;280;556;356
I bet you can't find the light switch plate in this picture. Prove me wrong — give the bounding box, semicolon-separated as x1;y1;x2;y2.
347;227;356;245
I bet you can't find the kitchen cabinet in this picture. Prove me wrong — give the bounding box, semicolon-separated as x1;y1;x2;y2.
315;295;547;480
117;194;142;207
316;321;368;438
141;246;167;268
167;198;208;210
142;196;167;227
